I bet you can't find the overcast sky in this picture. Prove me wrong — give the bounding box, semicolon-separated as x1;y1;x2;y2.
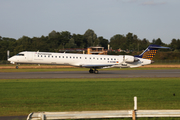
0;0;180;44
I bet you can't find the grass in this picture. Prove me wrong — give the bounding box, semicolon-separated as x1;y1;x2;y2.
0;78;180;118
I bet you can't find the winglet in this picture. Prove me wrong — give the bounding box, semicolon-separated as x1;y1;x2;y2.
135;45;170;60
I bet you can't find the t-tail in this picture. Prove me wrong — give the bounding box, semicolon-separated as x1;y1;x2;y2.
135;45;170;60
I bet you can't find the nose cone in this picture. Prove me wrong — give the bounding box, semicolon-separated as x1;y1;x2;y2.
8;57;13;62
8;57;16;64
8;57;11;62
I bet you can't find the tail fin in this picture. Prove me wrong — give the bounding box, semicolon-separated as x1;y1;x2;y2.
135;45;170;60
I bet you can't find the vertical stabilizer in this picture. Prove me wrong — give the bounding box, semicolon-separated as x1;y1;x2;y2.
135;45;170;60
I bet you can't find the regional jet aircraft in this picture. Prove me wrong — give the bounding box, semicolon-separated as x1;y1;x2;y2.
8;45;169;73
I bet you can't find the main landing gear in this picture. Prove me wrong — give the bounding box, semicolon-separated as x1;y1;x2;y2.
89;68;99;74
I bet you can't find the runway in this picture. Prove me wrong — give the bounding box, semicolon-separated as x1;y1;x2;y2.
1;69;180;79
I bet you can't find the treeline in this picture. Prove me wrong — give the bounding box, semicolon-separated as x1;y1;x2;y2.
0;29;180;60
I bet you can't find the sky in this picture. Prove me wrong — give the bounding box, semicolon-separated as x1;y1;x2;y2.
0;0;180;44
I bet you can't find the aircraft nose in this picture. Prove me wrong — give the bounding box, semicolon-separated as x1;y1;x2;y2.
8;57;16;64
8;57;11;61
8;57;13;61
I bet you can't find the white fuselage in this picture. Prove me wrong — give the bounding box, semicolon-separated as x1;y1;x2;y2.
8;51;151;68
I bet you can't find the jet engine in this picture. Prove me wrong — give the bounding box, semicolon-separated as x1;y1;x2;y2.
124;55;139;63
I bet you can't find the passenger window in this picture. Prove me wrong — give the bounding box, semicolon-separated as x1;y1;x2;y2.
107;58;109;60
55;56;57;58
111;58;113;60
104;58;106;60
44;56;46;57
97;58;98;60
62;56;64;58
114;58;116;60
66;56;68;58
90;57;91;59
80;57;81;59
70;56;71;58
76;57;78;59
59;56;61;58
48;56;50;58
52;56;53;58
100;58;102;60
73;57;75;59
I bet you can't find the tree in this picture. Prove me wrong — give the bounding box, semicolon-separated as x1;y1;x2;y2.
15;36;32;52
140;38;150;50
110;34;125;50
65;38;77;48
31;36;48;52
94;38;99;46
60;31;72;49
126;33;139;50
98;37;108;49
72;34;85;48
48;30;57;38
0;38;9;60
84;29;97;47
126;32;133;45
0;29;177;60
152;38;165;46
177;39;180;50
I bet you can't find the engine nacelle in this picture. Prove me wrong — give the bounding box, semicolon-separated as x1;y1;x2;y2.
124;55;135;63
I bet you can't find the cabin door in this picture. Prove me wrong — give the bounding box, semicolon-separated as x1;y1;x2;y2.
26;53;33;62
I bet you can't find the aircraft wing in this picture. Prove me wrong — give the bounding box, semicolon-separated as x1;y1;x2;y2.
79;64;118;68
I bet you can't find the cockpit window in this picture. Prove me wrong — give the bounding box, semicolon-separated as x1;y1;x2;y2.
16;54;24;56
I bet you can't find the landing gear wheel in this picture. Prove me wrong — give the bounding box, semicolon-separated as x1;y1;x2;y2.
94;70;99;74
16;66;19;69
89;69;94;73
89;68;99;74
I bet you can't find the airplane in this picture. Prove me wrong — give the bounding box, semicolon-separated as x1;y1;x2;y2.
8;45;169;74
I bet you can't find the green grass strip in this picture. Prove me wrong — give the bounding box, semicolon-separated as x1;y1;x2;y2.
0;78;180;118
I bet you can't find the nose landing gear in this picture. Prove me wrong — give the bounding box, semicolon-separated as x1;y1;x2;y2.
16;64;19;69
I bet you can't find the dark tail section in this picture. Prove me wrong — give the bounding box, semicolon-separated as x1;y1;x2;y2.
135;45;170;60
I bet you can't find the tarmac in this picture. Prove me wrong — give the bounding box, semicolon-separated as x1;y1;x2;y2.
1;69;180;79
